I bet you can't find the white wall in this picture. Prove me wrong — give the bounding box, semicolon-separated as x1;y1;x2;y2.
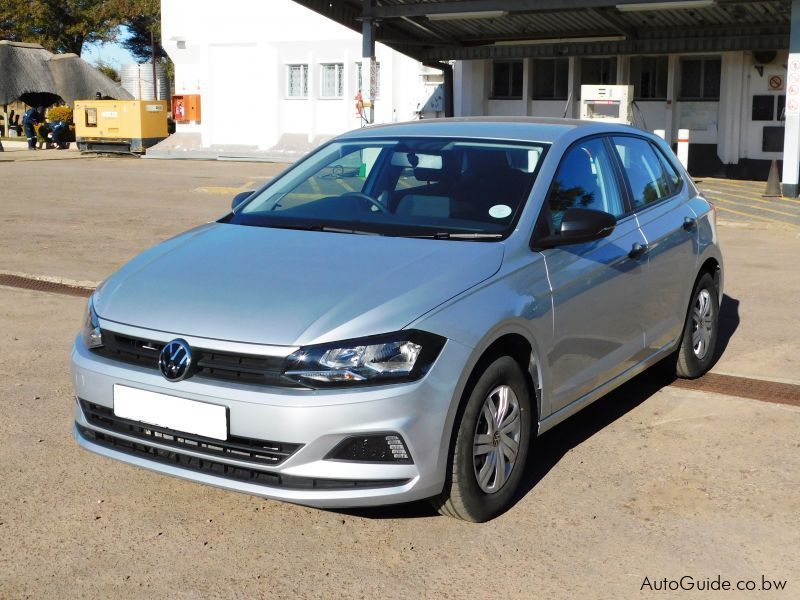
739;50;787;161
161;0;430;150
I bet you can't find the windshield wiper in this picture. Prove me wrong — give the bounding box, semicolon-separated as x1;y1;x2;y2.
404;232;504;240
262;223;380;236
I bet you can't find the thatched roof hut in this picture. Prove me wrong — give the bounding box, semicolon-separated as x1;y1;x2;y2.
0;40;132;106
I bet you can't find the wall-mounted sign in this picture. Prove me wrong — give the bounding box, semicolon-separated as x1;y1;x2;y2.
769;75;784;91
786;55;800;116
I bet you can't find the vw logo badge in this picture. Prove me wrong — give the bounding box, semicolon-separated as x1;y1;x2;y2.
159;339;193;382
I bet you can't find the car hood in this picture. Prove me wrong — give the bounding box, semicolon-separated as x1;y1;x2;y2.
94;223;504;346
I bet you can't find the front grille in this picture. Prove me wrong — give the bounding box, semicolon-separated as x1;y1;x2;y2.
80;400;301;467
92;330;295;387
77;425;410;491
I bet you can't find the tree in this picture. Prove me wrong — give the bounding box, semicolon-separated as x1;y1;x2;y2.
111;0;163;62
111;0;173;90
96;61;121;83
0;0;120;55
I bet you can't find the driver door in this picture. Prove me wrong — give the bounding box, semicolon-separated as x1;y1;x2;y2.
540;136;649;414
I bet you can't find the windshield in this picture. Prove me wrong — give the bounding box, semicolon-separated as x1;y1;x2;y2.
228;137;548;238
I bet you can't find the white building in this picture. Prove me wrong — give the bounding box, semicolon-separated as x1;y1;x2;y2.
455;51;787;179
156;0;442;160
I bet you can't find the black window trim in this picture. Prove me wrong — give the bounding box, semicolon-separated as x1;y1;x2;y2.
607;133;685;216
529;133;634;250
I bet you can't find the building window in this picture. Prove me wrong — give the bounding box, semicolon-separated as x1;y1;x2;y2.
580;57;617;86
491;61;523;99
532;59;569;100
679;57;721;100
320;63;344;98
631;56;668;100
287;64;308;98
356;61;381;98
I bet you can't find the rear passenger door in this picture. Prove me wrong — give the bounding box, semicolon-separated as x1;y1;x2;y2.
541;136;649;413
610;136;698;356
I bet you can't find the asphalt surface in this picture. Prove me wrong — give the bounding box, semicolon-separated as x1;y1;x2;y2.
1;155;799;599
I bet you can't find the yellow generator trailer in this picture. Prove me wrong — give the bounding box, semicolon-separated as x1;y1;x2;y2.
74;100;168;154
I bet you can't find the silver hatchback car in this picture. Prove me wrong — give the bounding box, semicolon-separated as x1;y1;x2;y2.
72;118;722;522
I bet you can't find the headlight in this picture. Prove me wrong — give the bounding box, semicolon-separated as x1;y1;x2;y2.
81;295;103;349
284;330;446;388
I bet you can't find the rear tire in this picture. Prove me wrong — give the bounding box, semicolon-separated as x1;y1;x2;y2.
676;272;719;379
432;356;531;522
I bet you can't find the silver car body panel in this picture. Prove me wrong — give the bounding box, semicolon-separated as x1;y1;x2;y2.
72;118;723;507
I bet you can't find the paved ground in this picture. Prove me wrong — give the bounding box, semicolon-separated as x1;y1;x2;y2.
696;178;800;230
1;156;799;598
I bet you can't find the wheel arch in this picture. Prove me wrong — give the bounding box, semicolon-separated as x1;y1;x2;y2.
438;325;545;479
698;256;722;300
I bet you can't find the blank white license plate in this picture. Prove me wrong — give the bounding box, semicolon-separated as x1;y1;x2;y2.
113;385;227;440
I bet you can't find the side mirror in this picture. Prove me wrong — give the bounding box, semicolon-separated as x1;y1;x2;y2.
231;190;255;210
534;207;616;249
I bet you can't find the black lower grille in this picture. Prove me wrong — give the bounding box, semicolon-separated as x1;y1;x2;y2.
77;425;409;491
91;330;296;387
80;400;301;467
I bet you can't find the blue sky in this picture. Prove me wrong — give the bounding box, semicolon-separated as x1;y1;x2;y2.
81;27;138;68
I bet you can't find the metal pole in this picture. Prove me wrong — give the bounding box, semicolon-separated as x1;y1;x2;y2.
362;1;376;124
151;29;158;101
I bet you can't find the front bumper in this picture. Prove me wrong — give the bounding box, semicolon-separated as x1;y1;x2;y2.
71;332;471;508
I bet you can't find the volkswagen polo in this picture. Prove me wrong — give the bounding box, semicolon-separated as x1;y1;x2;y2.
72;118;722;522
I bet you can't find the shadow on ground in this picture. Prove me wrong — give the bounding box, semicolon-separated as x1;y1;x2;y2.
338;294;741;521
712;294;740;369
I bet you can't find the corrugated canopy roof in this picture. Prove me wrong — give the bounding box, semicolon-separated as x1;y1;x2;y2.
0;40;133;105
293;0;790;60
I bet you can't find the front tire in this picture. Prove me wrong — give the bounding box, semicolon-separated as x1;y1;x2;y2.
676;272;719;378
432;356;532;522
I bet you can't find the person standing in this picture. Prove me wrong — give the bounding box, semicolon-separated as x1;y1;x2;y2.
22;106;43;150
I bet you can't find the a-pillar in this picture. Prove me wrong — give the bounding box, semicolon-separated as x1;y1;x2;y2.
782;0;800;196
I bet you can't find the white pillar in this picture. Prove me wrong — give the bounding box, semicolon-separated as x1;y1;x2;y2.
521;58;531;116
677;128;690;170
567;57;579;118
343;48;351;129
307;49;315;144
782;0;800;196
616;55;630;86
717;52;744;165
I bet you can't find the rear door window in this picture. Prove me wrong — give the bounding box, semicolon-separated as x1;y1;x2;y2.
612;136;673;210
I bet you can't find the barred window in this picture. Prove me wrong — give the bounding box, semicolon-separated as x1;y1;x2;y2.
287;64;308;98
679;57;721;100
320;63;344;98
631;56;668;100
532;59;568;100
491;61;523;99
356;61;381;98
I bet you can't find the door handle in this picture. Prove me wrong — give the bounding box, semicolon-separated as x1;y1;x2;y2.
682;216;697;231
629;242;648;259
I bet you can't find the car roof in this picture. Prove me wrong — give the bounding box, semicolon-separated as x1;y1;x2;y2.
338;117;647;145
